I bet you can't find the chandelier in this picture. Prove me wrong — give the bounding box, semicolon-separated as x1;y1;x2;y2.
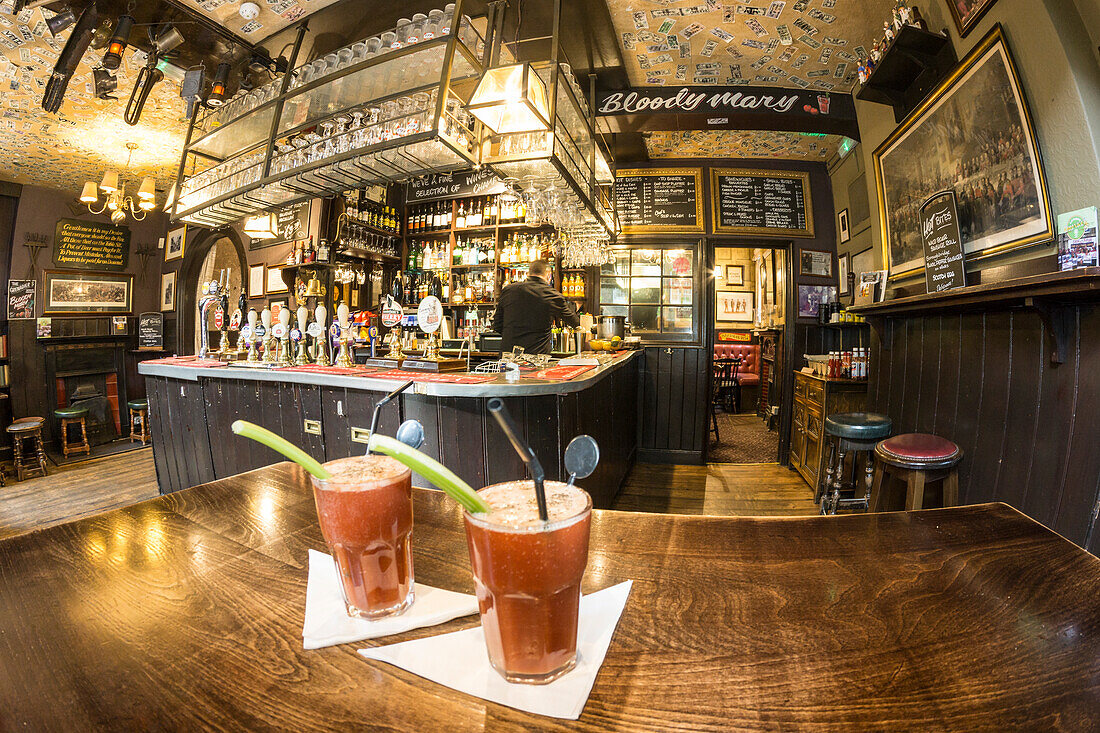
79;142;157;224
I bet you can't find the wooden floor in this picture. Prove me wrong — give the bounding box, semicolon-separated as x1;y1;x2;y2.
0;448;159;540
613;462;819;516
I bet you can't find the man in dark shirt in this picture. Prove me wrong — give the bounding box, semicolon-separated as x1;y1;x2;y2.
492;260;580;354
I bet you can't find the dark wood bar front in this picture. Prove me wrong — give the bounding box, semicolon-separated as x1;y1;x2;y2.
138;353;640;508
2;462;1098;730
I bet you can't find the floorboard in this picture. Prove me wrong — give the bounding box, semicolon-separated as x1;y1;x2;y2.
614;462;819;516
0;448;159;540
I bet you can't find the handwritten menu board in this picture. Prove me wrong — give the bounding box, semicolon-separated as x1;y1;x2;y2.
711;169;814;237
919;191;966;292
138;312;164;350
614;168;704;234
53;218;131;271
249;202;310;250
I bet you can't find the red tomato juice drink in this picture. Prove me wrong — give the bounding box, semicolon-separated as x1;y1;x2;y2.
463;480;592;684
310;455;415;619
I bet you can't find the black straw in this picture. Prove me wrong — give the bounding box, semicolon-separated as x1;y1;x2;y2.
367;380;415;453
487;397;548;522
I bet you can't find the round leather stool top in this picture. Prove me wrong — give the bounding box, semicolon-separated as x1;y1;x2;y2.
824;412;893;441
54;406;89;419
7;416;45;433
128;399;149;410
876;433;962;470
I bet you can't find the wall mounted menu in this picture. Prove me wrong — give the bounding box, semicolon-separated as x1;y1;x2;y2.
614;168;704;234
919;190;966;292
710;169;814;238
53;218;131;271
138;312;164;350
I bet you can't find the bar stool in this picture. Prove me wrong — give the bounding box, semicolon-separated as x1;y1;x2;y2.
871;433;962;512
819;412;893;515
54;406;91;458
6;417;48;481
129;399;150;445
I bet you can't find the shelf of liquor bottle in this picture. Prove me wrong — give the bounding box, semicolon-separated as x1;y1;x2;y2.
407;230;453;238
452;225;500;234
335;249;400;263
450;263;495;269
341;218;400;239
445;301;496;307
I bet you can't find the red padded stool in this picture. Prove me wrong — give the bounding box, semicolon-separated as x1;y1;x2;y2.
871;433;962;512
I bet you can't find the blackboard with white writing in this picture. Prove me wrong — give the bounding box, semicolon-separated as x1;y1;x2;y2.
406;169;507;203
138;312;164;350
919;191;966;293
53;218;131;271
614;169;704;233
711;169;814;237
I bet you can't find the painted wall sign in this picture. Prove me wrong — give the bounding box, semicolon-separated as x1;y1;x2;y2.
406;169;508;203
614;168;704;234
53;218;131;271
711;168;814;238
919;190;966;293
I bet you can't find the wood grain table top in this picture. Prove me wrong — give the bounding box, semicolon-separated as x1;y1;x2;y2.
1;462;1098;731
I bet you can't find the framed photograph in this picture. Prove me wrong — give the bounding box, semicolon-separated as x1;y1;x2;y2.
248;264;266;298
44;270;132;315
165;225;186;262
838;253;851;295
266;265;288;294
797;284;837;319
799;250;833;277
268;299;288;322
838;208;851;243
947;0;1000;38
716;290;754;323
724;264;744;286
160;271;176;312
874;26;1052;278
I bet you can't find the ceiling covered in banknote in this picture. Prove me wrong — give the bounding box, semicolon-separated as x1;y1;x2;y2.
172;0;343;40
604;0;897;93
645;129;844;159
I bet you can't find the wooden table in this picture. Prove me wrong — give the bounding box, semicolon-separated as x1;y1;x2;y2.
2;463;1098;731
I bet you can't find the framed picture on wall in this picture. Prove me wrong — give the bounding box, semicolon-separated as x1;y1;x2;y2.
946;0;1000;38
852;247;876;279
838;208;851;243
165;225;185;261
248;264;265;298
716;290;754;323
874;26;1052;279
725;264;744;286
266;265;288;294
268;299;288;322
799;250;833;277
160;271;175;312
797;284;836;319
839;253;851;295
44;270;132;315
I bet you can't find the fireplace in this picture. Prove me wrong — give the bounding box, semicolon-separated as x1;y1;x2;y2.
42;337;130;448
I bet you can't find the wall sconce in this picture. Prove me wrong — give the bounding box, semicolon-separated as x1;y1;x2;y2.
467;62;551;134
243;212;278;239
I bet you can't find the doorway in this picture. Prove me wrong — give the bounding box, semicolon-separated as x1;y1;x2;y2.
191;238;243;354
707;244;788;464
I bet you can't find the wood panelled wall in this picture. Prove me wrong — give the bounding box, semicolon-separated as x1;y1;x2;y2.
867;306;1100;554
638;346;709;462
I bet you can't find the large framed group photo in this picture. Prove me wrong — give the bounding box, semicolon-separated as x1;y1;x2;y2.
873;25;1052;279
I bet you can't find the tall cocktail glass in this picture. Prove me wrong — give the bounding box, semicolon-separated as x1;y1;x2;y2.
463;480;592;684
311;455;414;619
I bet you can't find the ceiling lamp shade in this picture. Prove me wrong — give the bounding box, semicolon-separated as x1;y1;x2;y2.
138;176;156;200
79;181;99;203
243;212;278;239
100;170;120;192
467;63;551;134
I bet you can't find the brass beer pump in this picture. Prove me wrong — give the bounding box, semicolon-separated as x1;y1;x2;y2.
277;308;293;365
334;303;355;368
246;309;260;363
295;305;311;365
313;304;330;366
259;308;273;364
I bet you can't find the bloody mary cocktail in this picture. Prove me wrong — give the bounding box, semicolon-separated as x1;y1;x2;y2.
464;480;592;684
311;455;414;619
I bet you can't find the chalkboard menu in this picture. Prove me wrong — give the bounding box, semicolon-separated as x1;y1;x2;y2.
710;169;814;237
614;168;704;234
53;218;131;271
919;191;966;293
406;169;508;203
138;312;164;350
249;202;310;250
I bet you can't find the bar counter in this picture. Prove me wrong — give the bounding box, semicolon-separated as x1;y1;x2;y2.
2;462;1098;730
138;351;640;503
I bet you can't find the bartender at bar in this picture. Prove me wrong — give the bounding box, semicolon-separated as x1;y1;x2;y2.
492;260;579;354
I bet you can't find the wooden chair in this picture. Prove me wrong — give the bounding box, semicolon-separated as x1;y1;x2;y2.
871;433;962;512
55;406;91;458
7;417;48;481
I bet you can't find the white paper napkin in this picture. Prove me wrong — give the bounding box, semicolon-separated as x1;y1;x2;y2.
358;580;633;720
303;549;479;650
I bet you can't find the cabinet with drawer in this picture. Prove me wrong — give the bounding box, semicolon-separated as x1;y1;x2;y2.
789;371;868;491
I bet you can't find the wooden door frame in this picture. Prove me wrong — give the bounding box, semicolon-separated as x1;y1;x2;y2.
175;226;248;355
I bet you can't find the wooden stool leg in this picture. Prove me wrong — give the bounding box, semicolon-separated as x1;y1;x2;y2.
35;432;48;474
861;451;875;506
871;461;888;512
942;468;959;507
818;438;835;505
13;435;24;482
905;469;926;511
78;417;90;455
141;409;149;444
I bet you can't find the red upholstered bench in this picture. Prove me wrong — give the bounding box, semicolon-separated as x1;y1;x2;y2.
713;344;761;386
